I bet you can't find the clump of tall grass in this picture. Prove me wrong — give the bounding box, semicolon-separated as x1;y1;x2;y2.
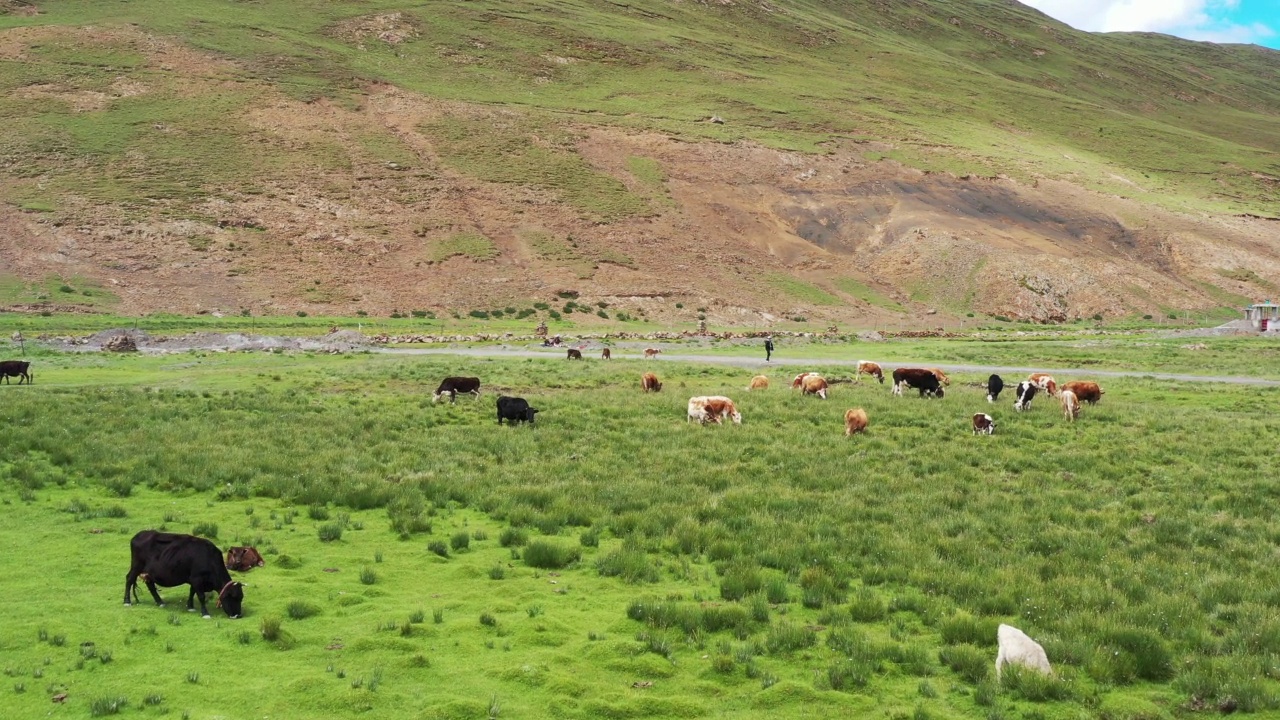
360;567;377;585
260;616;283;642
1088;627;1174;683
939;612;999;646
317;522;343;542
596;538;659;583
89;695;128;716
1000;664;1076;702
499;527;528;547
765;621;816;654
191;522;217;539
307;504;330;521
285;601;320;620
719;563;762;602
450;531;470;552
523;539;580;569
848;587;886;622
799;566;846;609
428;541;449;558
939;644;989;684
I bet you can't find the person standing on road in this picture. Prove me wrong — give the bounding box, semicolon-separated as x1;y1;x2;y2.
764;336;774;362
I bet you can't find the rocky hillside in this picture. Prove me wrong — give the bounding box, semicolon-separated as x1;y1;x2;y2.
1;0;1277;324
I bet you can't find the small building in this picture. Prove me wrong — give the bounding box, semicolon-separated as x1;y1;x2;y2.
1244;301;1280;331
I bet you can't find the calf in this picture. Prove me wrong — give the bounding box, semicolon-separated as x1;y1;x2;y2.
1013;381;1037;411
987;374;1004;403
972;413;996;435
432;376;481;404
1060;389;1080;421
747;375;769;391
801;374;829;399
643;348;661;359
0;360;31;385
641;372;662;392
497;396;539;425
844;408;869;436
892;368;944;398
1028;373;1058;396
1061;381;1103;405
855;361;884;384
687;396;742;425
928;368;951;386
566;348;583;360
225;546;265;572
600;348;611;360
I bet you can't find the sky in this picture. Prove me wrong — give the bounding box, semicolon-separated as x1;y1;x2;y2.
1021;0;1280;48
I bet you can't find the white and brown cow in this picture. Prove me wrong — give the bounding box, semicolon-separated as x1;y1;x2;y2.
1060;389;1080;421
1028;373;1058;396
791;372;816;390
972;413;996;435
855;361;884;384
641;372;662;393
747;375;769;391
687;396;742;425
928;368;951;386
801;375;829;399
1061;381;1103;405
844;408;869;436
643;348;662;359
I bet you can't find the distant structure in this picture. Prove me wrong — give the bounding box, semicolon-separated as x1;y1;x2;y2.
1244;301;1280;331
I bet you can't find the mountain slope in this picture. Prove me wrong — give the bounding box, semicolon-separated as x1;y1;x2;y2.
1;0;1277;322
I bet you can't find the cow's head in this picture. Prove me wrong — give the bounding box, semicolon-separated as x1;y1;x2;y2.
431;392;442;403
524;407;539;423
218;581;245;619
730;410;743;424
875;373;884;384
931;388;945;399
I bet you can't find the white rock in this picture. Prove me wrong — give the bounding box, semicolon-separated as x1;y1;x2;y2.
996;623;1051;678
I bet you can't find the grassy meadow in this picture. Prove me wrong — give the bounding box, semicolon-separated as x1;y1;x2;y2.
2;348;1280;719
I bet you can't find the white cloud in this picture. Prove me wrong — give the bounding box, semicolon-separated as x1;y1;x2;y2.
1021;0;1276;44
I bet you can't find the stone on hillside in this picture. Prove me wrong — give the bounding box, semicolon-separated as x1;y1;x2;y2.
103;335;138;352
996;624;1051;678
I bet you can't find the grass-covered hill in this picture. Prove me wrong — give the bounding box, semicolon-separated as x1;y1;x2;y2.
1;0;1278;323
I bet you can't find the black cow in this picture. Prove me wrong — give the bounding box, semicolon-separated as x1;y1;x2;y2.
566;349;582;360
1014;381;1037;412
891;368;944;399
0;360;31;385
124;531;244;619
987;374;1004;403
432;376;481;404
497;396;539;425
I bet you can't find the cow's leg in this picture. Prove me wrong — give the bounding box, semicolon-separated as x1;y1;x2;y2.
124;572;138;606
144;577;164;606
195;591;211;618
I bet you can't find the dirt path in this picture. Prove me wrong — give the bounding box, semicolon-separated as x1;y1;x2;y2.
380;347;1280;387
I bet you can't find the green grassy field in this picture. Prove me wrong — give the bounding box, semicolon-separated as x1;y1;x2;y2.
2;349;1280;718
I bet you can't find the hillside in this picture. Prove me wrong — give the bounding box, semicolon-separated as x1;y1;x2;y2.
1;0;1279;324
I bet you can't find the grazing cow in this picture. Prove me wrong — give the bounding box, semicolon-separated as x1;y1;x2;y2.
987;374;1004;403
641;372;662;392
801;374;829;399
566;348;583;360
1060;389;1080;421
791;372;816;389
996;624;1052;678
1028;373;1058;396
1061;381;1103;405
891;368;944;398
124;531;244;619
855;361;884;384
972;413;996;435
0;360;31;385
1013;381;1037;411
225;546;265;572
687;396;742;425
432;376;481;404
601;348;611;360
844;408;869;436
928;368;951;386
747;375;769;391
643;348;661;359
497;396;539;425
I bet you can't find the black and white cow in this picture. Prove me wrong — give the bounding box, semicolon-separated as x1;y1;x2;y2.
987;374;1004;403
432;376;481;403
125;531;244;619
497;396;539;425
972;413;996;435
1013;381;1037;412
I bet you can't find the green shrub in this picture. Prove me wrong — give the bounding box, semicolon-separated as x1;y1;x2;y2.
523;539;580;569
939;613;999;646
308;504;330;521
1000;664;1075;702
469;310;489;319
317;523;343;542
939;644;989;684
826;658;873;691
720;564;763;601
596;540;659;583
1091;627;1174;683
286;600;320;620
848;587;886;622
360;567;377;585
765;621;816;654
499;527;528;547
260;616;283;642
428;541;449;558
450;531;471;552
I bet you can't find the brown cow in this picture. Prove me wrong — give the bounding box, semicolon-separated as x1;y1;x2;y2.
643;348;661;359
801;375;829;399
791;372;816;389
972;413;996;435
747;375;769;391
928;368;950;386
1060;390;1080;421
891;368;943;398
1028;373;1058;396
844;408;869;436
855;361;884;384
1061;381;1103;405
225;546;265;572
567;348;583;360
641;372;662;392
687;396;742;425
601;348;611;360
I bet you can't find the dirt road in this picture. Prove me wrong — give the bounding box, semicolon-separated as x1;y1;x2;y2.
380;347;1280;387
